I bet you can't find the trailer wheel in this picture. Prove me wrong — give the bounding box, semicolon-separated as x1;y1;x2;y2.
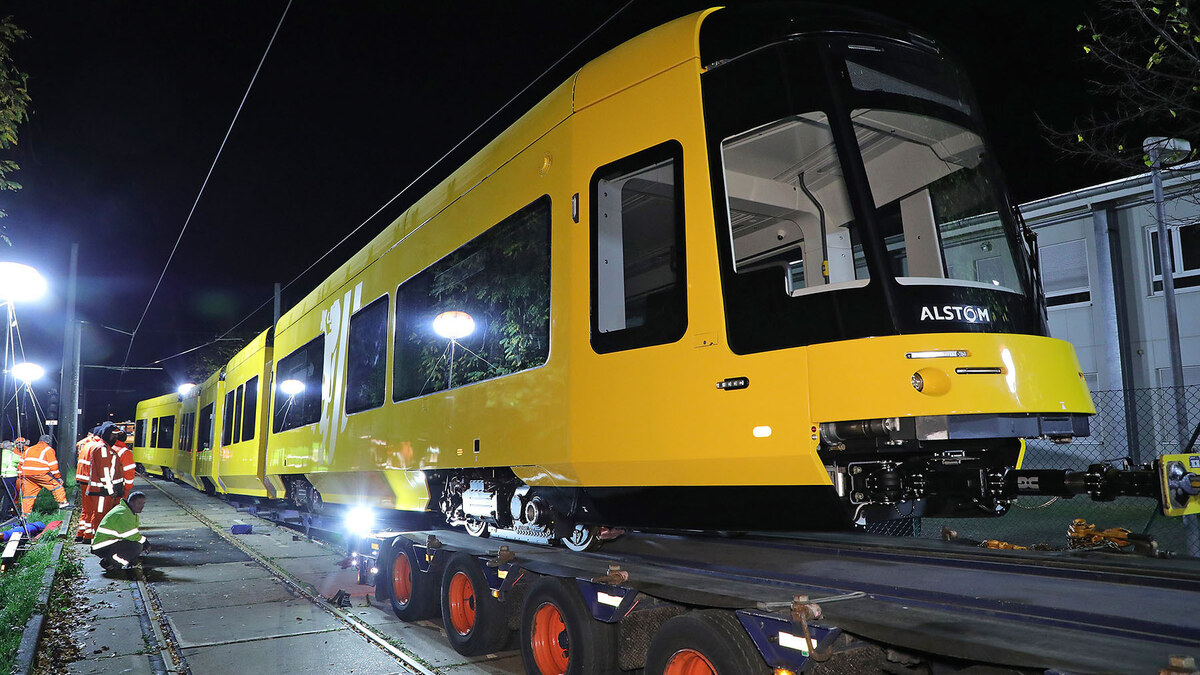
387;539;439;621
645;610;770;675
440;552;510;655
519;577;618;675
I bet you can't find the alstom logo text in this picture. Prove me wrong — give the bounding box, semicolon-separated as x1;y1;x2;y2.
919;305;991;323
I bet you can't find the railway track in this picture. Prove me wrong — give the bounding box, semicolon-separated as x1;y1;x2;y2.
140;477;438;675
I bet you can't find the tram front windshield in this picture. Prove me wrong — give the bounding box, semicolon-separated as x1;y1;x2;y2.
723;110;1021;296
706;28;1039;352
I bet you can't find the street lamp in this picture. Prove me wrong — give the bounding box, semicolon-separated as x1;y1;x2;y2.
0;262;47;303
12;362;44;383
433;310;475;388
1145;136;1200;558
1144;136;1191;425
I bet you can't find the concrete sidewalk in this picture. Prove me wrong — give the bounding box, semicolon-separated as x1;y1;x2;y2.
67;478;523;675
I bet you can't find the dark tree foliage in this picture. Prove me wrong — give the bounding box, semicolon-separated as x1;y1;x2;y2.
1055;0;1199;174
0;16;31;241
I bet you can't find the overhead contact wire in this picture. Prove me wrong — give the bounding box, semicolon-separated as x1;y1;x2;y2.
142;0;637;367
121;0;294;375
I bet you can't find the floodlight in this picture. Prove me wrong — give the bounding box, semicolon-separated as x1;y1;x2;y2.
0;262;47;303
177;383;196;396
12;362;44;383
280;379;305;396
433;311;475;340
344;506;376;536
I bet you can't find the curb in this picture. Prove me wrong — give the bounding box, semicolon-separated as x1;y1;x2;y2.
12;511;71;675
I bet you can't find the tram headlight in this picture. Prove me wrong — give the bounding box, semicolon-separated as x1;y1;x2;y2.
911;372;924;392
345;506;375;536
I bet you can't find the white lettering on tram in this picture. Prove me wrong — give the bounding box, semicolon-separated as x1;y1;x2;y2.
919;305;991;323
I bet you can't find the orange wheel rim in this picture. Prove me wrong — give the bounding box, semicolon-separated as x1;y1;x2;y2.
530;602;569;674
664;649;717;675
447;571;477;635
392;553;412;606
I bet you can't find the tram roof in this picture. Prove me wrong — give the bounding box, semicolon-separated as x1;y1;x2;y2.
276;8;717;335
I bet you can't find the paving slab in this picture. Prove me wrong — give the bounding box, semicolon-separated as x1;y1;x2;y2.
442;654;527;674
369;620;517;669
238;533;341;559
65;653;156;675
272;553;348;577
150;575;298;611
165;597;344;648
180;629;406;675
144;527;251;567
143;559;271;585
83;586;142;620
304;569;375;600
72;614;150;659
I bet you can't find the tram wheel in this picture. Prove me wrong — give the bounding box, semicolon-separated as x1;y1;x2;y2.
645;610;771;675
440;552;510;656
464;517;489;538
519;577;618;675
387;539;439;621
560;524;601;552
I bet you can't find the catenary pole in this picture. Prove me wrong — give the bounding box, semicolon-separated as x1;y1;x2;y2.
58;244;80;468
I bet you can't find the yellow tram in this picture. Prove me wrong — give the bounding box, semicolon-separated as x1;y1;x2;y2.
135;5;1093;550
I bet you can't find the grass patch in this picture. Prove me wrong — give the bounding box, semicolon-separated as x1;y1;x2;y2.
0;500;71;675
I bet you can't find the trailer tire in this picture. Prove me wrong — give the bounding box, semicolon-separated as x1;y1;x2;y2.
645;610;770;675
388;539;439;621
519;577;618;675
440;552;510;656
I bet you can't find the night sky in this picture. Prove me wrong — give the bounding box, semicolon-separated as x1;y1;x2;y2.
1;1;1113;428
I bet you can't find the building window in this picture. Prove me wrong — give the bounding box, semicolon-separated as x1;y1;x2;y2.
274;335;326;432
241;376;258;442
592;142;687;353
1157;365;1200;387
198;402;214;451
346;296;389;414
1149;223;1200;292
1041;239;1091;307
393;196;551;401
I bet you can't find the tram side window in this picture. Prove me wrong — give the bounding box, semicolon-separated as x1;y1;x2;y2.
274;335;325;432
721;112;869;296
393;196;551;401
232;385;244;444
151;418;159;448
241;376;258;442
157;415;175;449
198;402;214;451
590;141;687;353
221;389;236;446
135;419;145;448
178;412;194;451
346;296;388;414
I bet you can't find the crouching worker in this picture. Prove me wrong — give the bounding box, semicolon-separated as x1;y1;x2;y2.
92;491;151;570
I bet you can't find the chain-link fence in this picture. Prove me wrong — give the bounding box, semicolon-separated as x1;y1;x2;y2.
870;386;1200;557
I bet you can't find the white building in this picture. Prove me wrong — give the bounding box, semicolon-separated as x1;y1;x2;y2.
1021;167;1200;463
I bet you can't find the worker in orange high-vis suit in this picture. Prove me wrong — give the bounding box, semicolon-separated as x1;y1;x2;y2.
87;425;126;535
20;435;72;514
75;427;102;542
112;430;136;492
